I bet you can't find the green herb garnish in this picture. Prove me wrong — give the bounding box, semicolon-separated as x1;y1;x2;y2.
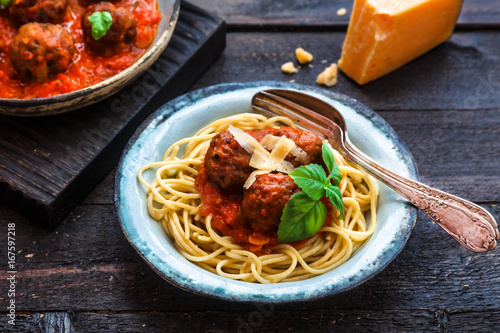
0;0;11;8
278;143;345;243
88;11;113;40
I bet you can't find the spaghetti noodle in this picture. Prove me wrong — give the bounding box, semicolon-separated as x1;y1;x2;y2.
138;113;378;283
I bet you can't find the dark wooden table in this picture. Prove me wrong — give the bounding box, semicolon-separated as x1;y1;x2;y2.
1;0;500;331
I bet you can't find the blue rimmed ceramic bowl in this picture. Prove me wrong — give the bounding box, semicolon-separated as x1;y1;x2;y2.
115;81;419;302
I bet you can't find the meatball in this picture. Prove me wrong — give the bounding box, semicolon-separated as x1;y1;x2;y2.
241;173;299;231
9;23;74;81
82;2;137;56
204;130;254;190
10;0;68;24
251;127;323;166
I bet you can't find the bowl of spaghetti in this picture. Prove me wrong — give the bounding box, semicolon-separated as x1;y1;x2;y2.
115;81;418;302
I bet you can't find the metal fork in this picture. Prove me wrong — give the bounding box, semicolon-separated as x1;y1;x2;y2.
252;89;499;253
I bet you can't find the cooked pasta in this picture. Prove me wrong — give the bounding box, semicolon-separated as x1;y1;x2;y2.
137;113;378;283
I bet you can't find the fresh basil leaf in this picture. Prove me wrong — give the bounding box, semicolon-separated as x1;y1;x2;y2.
88;11;113;41
322;143;342;186
278;192;327;243
289;164;327;200
0;0;11;8
326;185;345;220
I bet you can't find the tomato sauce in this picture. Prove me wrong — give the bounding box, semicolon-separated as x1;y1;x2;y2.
196;161;333;256
0;0;161;98
196;164;280;256
196;164;333;255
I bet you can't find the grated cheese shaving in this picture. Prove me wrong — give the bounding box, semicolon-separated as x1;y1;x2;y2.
268;136;296;168
249;149;269;170
227;126;298;188
275;160;295;174
260;134;310;164
243;170;272;190
228;126;268;155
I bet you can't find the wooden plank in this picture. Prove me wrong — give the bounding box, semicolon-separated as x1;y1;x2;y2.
0;203;498;312
191;31;500;111
189;0;500;30
0;2;226;229
379;110;500;202
2;309;499;332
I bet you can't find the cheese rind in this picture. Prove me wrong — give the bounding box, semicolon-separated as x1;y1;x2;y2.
338;0;463;85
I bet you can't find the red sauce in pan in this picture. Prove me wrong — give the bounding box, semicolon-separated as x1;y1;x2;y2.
0;0;161;99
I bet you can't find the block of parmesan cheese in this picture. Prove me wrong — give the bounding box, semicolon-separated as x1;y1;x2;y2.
338;0;463;85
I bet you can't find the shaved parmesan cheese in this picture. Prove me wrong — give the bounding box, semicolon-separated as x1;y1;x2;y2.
259;134;278;149
292;149;309;164
260;134;309;164
227;126;300;189
228;126;267;155
246;135;295;172
249;149;295;176
244;170;272;189
275;160;295;174
269;136;295;167
249;149;269;170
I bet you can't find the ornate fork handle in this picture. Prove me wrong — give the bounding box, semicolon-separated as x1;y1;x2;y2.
344;139;498;252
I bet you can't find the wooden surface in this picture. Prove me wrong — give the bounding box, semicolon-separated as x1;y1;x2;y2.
1;0;500;331
0;1;226;228
189;0;500;29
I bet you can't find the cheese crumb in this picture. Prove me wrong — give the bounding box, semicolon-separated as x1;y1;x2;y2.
337;8;347;16
316;63;338;87
281;61;298;74
295;47;313;64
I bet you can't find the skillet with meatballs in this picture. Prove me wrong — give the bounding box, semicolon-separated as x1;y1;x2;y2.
0;0;161;98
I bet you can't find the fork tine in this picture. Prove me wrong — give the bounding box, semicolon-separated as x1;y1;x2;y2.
251;100;327;139
252;94;333;140
251;90;348;151
261;90;343;132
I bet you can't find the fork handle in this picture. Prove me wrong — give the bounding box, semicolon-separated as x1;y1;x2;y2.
343;139;498;253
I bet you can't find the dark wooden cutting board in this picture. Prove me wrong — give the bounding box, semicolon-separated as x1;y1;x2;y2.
0;1;226;228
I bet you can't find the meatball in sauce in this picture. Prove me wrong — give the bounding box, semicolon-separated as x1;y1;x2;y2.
82;1;137;56
9;22;74;81
10;0;68;24
241;173;300;232
204;130;254;190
